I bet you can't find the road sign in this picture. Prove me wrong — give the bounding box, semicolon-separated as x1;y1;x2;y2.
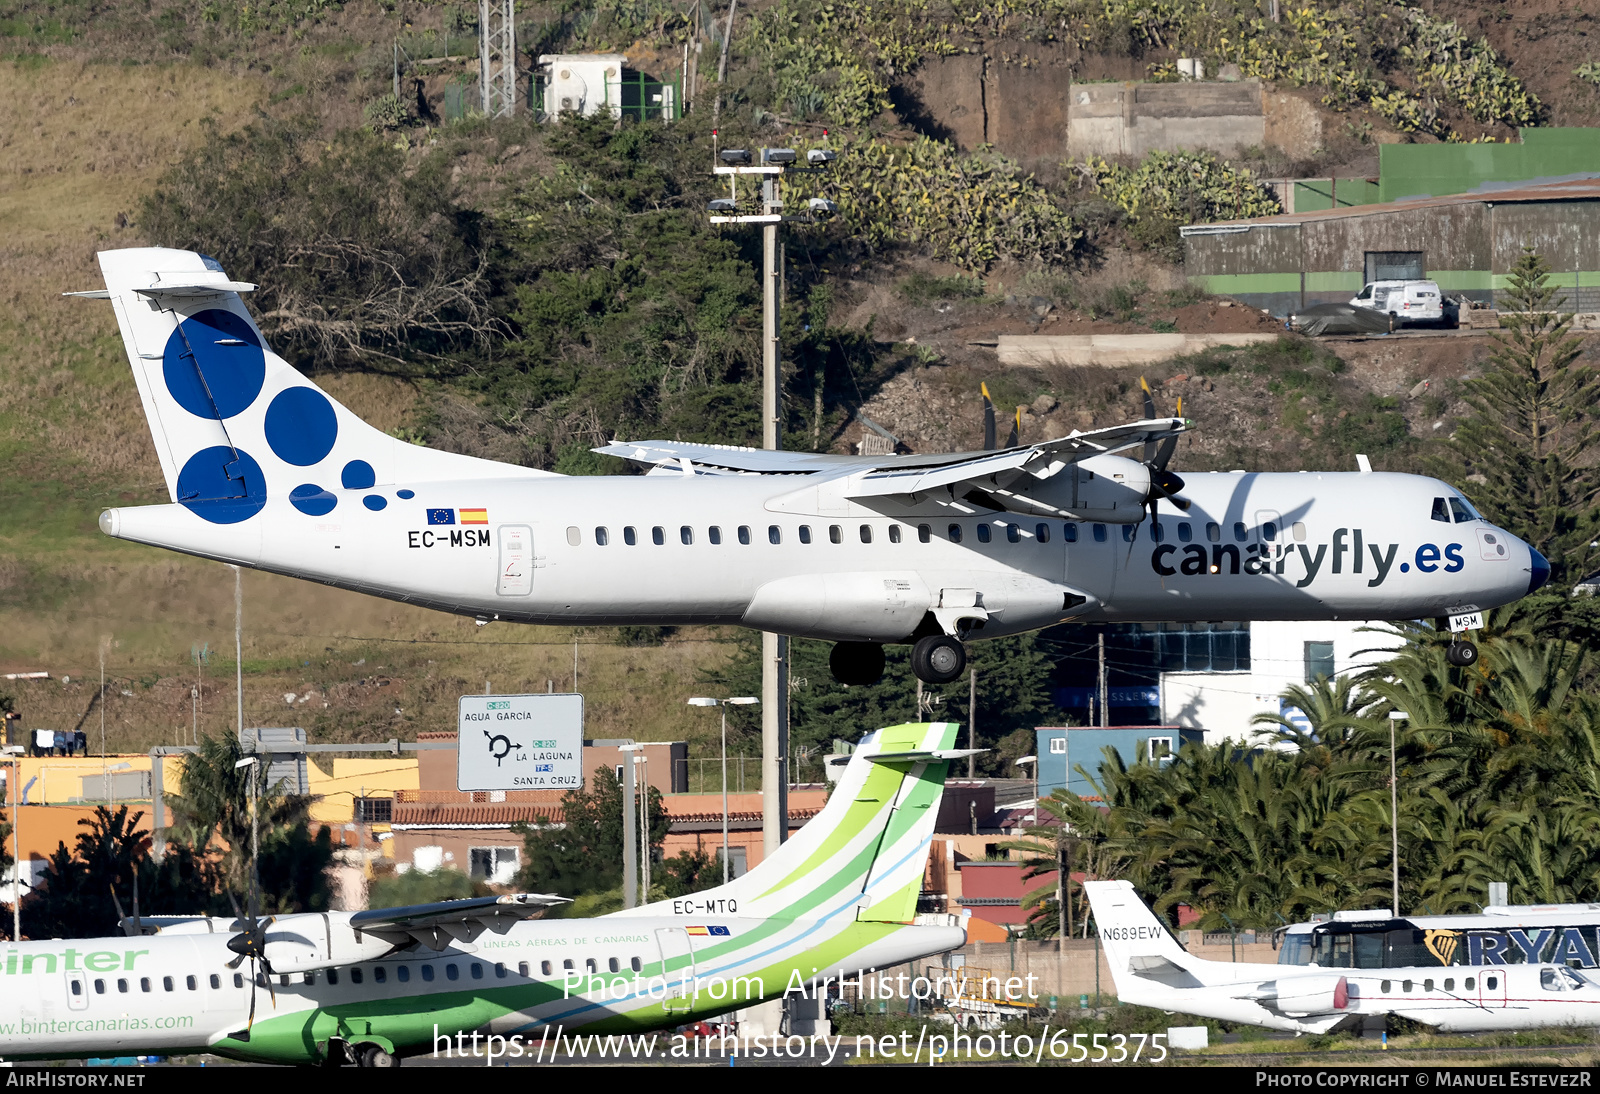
457;693;584;792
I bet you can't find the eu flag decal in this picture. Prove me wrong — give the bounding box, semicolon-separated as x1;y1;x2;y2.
427;509;456;525
708;925;731;937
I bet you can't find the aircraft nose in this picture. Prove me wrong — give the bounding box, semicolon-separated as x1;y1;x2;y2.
1528;544;1551;595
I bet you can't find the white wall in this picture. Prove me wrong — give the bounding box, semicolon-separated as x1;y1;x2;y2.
1162;620;1404;745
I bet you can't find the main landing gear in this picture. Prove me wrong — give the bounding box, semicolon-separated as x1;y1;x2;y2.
826;636;969;686
911;634;966;684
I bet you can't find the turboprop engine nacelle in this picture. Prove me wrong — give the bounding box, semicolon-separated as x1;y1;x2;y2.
998;453;1152;524
259;914;396;973
1246;974;1350;1017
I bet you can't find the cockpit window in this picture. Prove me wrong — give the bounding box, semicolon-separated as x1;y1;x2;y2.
1449;497;1480;523
1431;497;1451;523
1542;966;1584;992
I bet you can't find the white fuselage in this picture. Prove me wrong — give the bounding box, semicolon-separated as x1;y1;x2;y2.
102;467;1540;643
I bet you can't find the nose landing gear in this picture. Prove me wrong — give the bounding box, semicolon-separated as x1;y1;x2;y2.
1446;639;1479;667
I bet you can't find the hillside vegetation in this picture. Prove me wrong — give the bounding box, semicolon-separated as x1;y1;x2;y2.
0;1;1596;767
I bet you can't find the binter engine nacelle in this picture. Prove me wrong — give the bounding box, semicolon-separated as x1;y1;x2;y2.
1245;974;1350;1016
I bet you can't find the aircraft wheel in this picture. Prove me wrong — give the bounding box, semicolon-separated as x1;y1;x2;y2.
1447;640;1479;667
912;635;966;684
829;642;886;686
359;1045;399;1068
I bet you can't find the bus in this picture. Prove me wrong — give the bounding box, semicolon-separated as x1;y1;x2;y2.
1278;905;1600;970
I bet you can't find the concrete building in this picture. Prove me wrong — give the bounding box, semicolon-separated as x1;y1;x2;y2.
1034;725;1203;799
1184;176;1600;316
1068;80;1266;159
1160;619;1402;745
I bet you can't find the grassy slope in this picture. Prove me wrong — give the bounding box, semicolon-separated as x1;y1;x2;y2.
0;56;733;760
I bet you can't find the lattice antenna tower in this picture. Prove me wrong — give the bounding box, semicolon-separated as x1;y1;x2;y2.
479;0;517;117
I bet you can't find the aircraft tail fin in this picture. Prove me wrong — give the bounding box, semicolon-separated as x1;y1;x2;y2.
1083;880;1230;997
629;722;967;923
84;248;540;523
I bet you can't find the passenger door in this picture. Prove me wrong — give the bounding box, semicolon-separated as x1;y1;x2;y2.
1478;969;1507;1009
655;927;696;1015
497;525;534;596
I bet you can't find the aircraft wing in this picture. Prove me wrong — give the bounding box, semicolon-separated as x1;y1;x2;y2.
594;419;1187;487
350;893;570;951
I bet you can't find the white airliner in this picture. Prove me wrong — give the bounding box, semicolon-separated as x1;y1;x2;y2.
1085;880;1600;1034
79;249;1549;684
0;723;969;1065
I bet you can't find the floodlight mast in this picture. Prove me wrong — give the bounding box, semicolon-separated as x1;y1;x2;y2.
705;138;836;858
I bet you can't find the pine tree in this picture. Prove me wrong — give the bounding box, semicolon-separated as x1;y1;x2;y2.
1438;246;1600;584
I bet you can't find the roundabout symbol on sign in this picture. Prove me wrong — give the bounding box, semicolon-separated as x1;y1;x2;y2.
484;729;522;766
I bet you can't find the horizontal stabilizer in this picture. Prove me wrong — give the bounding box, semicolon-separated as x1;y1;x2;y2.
860;748;986;764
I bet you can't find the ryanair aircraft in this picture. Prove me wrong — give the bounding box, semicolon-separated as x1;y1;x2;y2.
0;724;969;1065
78;249;1549;685
1086;881;1600;1034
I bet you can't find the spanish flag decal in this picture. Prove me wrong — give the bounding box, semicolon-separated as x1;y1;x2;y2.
459;508;488;525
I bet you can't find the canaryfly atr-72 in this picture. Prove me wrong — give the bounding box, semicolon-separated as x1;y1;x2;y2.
1085;881;1600;1035
78;249;1549;685
0;723;970;1065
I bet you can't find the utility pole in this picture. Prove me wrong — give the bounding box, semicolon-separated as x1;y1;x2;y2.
1097;631;1109;727
1388;710;1404;916
707;143;837;860
479;0;516;117
967;669;977;778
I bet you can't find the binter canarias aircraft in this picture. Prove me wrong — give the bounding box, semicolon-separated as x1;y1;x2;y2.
80;249;1549;685
0;723;969;1065
1084;880;1600;1035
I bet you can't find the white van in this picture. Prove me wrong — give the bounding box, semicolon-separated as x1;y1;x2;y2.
1350;279;1445;324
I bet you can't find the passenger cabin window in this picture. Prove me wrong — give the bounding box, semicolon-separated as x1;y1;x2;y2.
585;958;597;974
94;979;106;994
446;964;459;981
495;963;507;979
1205;522;1219;543
768;525;781;544
163;976;174;992
680;526;693;545
798;525;812;544
1292;522;1307;542
948;524;963;543
594;527;609;546
421;965;434;982
609;957;620;973
209;974;220;989
829;525;842;544
976;525;991;543
624;526;637;546
631;957;643;972
738;526;751;545
1431;497;1451;523
327;969;338;985
1093;524;1107;542
918;524;932;543
119;979;130;993
374;967;387;983
1035;524;1050;543
652;526;665;545
1122;525;1137;542
1063;524;1078;543
1262;522;1278;542
709;526;722;545
1178;523;1192;543
541;961;551;976
888;525;902;544
566;526;581;546
471;963;484;979
1005;524;1020;543
398;966;410;983
140;978;151;992
1233;522;1248;542
351;968;364;984
1150;521;1164;543
860;525;873;544
303;972;316;985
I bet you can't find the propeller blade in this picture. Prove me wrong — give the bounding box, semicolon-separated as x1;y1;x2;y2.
131;862;140;936
981;383;997;451
108;884;133;937
246;960;258;1033
1151;434;1179;472
1139;377;1158;463
1004;407;1020;450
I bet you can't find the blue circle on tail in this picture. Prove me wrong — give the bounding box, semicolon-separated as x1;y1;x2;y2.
289;484;337;516
176;446;267;524
342;460;376;489
162;310;265;420
265;387;339;466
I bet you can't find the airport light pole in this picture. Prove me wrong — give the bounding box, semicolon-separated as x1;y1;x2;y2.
234;754;259;909
706;142;836;858
689;696;759;883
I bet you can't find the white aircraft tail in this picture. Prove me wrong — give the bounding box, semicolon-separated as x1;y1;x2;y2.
627;722;967;922
1084;880;1232;998
84;248;540;525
